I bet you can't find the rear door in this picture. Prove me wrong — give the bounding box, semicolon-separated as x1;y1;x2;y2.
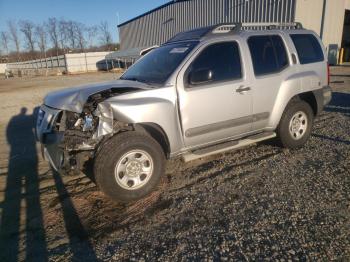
247;34;297;130
289;33;327;88
177;40;253;148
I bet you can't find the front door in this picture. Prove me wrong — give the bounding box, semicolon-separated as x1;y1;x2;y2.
177;40;253;148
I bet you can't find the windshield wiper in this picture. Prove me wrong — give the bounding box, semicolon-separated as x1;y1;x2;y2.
121;77;150;84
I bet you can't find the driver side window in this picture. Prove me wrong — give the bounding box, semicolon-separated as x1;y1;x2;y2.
187;41;242;87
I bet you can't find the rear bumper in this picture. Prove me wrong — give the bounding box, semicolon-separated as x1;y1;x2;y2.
322;85;332;106
313;85;332;115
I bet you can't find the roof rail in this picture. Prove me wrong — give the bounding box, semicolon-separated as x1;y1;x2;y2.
165;22;304;44
211;23;241;33
209;22;303;34
240;22;303;30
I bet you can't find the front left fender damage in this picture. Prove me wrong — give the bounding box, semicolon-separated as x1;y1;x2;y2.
42;90;134;173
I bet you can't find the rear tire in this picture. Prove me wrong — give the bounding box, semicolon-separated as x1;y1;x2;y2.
277;100;314;149
94;131;165;202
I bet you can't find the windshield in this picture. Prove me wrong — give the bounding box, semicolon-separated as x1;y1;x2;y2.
121;41;198;85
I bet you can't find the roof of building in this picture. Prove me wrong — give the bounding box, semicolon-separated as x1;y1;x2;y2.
105;46;159;59
117;0;191;28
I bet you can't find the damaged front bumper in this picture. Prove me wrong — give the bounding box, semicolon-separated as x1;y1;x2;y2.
36;103;127;173
36;105;95;172
41;143;65;172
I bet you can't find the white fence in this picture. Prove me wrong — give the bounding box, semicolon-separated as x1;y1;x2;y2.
0;63;6;74
6;51;112;75
6;55;66;74
65;52;111;73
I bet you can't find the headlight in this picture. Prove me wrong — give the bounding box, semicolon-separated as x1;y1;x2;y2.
83;115;94;131
37;108;45;126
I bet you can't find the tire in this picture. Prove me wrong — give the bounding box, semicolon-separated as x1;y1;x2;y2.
277;100;314;149
94;131;165;202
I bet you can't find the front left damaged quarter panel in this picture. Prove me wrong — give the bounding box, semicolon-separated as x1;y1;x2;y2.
97;87;184;154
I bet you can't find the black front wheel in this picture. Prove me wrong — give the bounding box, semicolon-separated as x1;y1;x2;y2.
94;131;165;202
277;100;314;149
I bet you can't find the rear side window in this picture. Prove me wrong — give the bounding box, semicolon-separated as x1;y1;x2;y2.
189;41;242;84
290;34;324;64
248;35;289;76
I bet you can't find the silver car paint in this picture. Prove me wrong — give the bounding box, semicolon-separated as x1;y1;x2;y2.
44;79;151;113
175;36;254;149
39;28;329;160
96;85;185;154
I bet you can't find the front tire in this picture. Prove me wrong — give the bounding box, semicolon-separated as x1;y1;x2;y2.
94;131;165;202
277;100;314;149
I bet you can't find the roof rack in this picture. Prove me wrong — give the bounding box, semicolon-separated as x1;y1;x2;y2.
211;24;240;33
239;22;303;30
165;22;303;44
210;22;303;33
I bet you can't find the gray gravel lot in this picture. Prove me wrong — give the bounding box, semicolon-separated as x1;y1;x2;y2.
0;68;349;261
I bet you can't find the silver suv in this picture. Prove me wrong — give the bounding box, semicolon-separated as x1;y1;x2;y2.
36;23;332;202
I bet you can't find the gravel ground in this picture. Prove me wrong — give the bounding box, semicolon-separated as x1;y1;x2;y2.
0;68;349;261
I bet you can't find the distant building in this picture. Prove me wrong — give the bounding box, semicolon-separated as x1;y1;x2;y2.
116;0;350;64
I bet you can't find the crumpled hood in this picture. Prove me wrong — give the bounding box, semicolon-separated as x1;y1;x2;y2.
44;79;151;113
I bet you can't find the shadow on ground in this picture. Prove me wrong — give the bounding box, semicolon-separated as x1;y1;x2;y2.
0;107;97;261
325;91;350;116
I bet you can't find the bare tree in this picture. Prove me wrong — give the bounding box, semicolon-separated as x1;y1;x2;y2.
35;24;47;57
58;19;68;52
0;31;10;55
87;25;98;48
99;21;112;48
46;17;60;54
20;20;36;53
63;20;77;50
7;20;21;60
75;22;86;51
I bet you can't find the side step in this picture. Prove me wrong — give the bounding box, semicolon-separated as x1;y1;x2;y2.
182;131;276;162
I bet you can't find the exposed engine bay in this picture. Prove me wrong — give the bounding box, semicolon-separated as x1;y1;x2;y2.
42;87;139;173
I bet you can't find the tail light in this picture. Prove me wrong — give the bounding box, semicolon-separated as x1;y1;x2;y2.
327;63;330;86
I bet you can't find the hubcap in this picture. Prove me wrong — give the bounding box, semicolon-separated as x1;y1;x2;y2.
115;150;154;190
289;111;308;140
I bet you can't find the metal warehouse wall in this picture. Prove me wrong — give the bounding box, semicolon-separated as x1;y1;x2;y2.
295;0;350;64
118;0;296;50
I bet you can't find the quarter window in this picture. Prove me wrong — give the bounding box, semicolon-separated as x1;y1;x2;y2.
248;35;289;76
188;41;242;86
290;34;324;64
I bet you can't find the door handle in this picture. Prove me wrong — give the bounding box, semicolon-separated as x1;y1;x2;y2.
236;86;251;93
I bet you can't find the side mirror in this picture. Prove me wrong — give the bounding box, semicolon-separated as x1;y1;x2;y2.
189;68;213;85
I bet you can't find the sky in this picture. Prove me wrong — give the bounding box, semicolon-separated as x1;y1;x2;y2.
0;0;168;49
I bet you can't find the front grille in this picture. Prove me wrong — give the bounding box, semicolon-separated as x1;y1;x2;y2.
52;111;63;131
